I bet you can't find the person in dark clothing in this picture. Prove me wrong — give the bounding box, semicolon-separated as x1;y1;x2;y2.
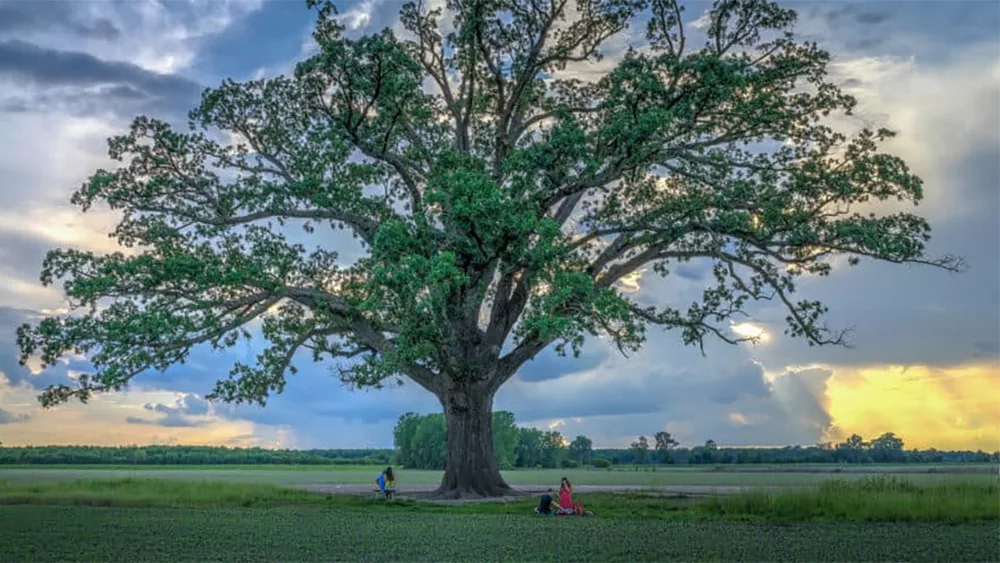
534;488;555;515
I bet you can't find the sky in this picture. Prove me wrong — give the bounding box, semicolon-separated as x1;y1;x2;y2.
0;0;997;452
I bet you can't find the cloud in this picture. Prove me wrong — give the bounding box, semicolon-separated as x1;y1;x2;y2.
0;39;203;117
0;376;293;447
0;307;78;391
818;4;892;28
496;339;826;446
152;394;211;416
0;0;120;40
689;10;712;30
517;346;607;383
0;0;263;309
124;415;207;428
0;1;263;77
0;407;30;424
127;394;214;427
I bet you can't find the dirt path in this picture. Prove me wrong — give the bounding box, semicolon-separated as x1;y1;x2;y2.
293;483;789;503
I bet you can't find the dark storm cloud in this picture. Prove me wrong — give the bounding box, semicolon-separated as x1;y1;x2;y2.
0;85;167;118
707;361;770;404
516;346;607;383
497;350;779;424
0;0;120;40
0;40;203;116
498;356;837;447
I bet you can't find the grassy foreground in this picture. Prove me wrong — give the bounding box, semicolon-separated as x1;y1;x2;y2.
1;477;996;562
1;475;997;522
2;505;996;562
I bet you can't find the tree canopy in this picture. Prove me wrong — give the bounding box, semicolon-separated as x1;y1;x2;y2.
16;0;960;497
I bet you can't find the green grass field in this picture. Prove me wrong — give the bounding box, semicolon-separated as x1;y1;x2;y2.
3;505;997;562
1;465;997;562
3;463;997;487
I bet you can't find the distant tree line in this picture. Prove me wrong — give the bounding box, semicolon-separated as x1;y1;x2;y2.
392;411;584;470
606;431;998;465
393;412;997;470
606;432;997;466
0;445;392;466
1;426;995;467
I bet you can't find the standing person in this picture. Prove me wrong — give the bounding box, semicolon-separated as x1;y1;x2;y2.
376;467;396;499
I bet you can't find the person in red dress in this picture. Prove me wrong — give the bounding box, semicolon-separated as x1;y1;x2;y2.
557;477;587;515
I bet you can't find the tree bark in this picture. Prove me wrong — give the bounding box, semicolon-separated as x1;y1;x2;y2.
432;384;514;499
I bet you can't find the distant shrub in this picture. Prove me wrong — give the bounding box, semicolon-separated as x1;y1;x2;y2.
591;458;610;469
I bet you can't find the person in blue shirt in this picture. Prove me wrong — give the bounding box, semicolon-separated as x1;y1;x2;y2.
376;467;396;499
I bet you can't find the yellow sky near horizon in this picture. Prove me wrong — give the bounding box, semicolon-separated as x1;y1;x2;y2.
822;363;1000;452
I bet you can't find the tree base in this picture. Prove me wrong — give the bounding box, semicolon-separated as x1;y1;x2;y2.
429;481;516;500
434;386;515;500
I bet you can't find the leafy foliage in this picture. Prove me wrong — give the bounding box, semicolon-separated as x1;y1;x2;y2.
654;431;679;462
630;435;650;464
17;0;961;400
0;434;993;468
568;435;594;465
391;410;557;469
15;0;961;490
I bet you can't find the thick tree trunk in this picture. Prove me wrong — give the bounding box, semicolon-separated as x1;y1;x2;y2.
433;385;513;499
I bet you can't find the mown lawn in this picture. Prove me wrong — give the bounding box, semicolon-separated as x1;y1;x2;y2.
1;505;996;562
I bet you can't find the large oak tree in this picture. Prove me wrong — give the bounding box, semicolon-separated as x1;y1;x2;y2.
17;0;960;497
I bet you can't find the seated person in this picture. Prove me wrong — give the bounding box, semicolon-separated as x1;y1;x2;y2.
558;477;578;515
376;467;396;499
557;477;593;516
534;488;556;515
